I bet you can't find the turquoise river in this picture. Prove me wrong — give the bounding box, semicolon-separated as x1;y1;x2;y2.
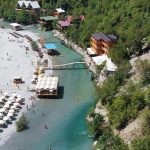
0;23;96;150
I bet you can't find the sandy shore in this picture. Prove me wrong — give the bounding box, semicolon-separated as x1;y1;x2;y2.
0;28;53;145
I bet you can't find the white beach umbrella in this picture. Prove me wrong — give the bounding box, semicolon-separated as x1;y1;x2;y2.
6;101;12;105
9;109;15;113
0;96;5;100
0;108;6;113
3;116;10;121
8;97;15;102
17;95;22;98
16;98;22;103
0;113;3;118
0;98;4;103
0;120;5;125
7;113;13;117
3;92;8;97
3;104;10;108
39;74;44;77
8;97;14;100
31;78;35;82
11;106;16;109
33;75;37;78
14;103;20;106
12;93;17;98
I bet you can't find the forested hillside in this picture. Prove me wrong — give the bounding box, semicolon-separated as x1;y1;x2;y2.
1;0;150;149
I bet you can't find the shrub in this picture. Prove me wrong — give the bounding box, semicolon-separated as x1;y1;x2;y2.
16;114;28;132
131;135;150;150
87;114;104;139
31;41;39;51
96;127;128;150
140;108;150;135
138;60;150;85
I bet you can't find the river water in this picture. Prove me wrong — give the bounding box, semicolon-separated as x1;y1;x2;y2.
0;23;96;150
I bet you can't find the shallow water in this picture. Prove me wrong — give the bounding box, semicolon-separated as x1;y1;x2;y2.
0;28;96;150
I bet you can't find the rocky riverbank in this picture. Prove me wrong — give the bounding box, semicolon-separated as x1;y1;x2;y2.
52;30;98;76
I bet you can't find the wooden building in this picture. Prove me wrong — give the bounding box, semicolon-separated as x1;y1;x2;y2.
38;16;58;31
16;0;40;12
35;76;59;97
57;15;85;30
57;20;71;30
53;8;65;17
90;32;117;55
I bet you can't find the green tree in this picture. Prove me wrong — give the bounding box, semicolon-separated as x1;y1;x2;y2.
131;135;150;150
16;11;29;24
16;114;28;132
138;60;150;85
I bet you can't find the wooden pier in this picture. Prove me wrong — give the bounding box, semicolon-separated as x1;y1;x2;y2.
44;61;88;70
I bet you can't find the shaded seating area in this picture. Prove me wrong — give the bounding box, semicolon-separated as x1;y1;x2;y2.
44;43;60;56
35;76;59;97
0;92;25;128
13;76;24;84
38;16;58;31
10;23;22;31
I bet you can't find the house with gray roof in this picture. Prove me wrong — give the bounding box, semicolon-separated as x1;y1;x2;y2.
16;0;40;11
90;32;117;55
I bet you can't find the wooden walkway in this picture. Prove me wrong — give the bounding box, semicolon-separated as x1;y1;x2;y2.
44;62;88;70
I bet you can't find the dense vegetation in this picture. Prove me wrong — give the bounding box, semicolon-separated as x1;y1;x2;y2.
16;114;28;132
87;109;128;150
1;0;150;148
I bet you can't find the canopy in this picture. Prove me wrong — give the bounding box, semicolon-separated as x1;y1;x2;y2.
16;98;21;102
14;76;22;80
3;116;9;121
7;113;14;117
11;106;16;109
31;78;35;82
6;101;12;105
33;75;37;78
35;76;58;91
87;48;96;55
0;96;5;100
17;95;22;98
12;93;17;97
3;92;8;97
0;108;6;113
14;103;20;106
104;58;117;72
0;99;4;103
56;8;65;13
40;16;58;21
8;97;14;101
0;120;5;124
9;109;15;113
4;104;10;108
0;113;3;117
10;23;22;27
92;54;117;72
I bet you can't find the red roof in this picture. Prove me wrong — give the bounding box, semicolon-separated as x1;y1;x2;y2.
58;20;70;27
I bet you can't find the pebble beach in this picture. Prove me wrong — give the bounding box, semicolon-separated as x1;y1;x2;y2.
0;28;53;145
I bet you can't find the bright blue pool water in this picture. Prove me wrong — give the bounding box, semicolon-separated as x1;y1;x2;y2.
44;43;57;49
0;28;96;150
